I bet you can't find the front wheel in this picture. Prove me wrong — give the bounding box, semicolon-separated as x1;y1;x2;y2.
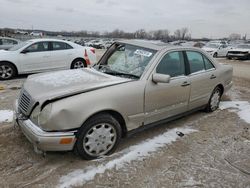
206;87;222;112
213;52;218;58
75;113;122;160
0;62;16;80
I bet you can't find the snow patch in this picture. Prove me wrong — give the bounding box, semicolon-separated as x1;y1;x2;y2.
0;110;13;123
58;127;197;188
220;101;250;124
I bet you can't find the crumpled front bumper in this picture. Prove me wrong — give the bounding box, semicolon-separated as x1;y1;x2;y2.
14;101;76;152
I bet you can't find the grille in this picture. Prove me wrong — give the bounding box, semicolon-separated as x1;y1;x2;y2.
18;90;33;115
228;51;248;54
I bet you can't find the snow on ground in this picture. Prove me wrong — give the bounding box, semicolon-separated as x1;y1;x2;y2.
0;110;13;123
220;101;250;124
58;127;197;188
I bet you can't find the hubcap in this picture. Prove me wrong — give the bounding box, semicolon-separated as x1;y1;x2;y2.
73;61;84;69
210;90;221;111
0;65;13;79
83;123;117;157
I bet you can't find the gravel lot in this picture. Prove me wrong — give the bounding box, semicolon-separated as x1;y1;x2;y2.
0;52;249;188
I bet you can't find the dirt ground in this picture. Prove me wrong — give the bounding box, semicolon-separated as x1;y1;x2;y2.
0;54;249;188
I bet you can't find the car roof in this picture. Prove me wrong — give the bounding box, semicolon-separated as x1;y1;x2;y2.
117;39;201;52
27;38;69;43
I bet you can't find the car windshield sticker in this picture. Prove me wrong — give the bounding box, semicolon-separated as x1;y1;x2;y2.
134;49;152;57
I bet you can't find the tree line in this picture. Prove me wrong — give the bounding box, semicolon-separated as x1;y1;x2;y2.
0;27;247;41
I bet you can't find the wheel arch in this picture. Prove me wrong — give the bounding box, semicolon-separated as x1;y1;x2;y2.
0;60;18;74
80;110;128;138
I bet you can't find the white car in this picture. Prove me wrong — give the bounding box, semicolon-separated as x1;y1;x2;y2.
0;39;96;80
227;44;250;60
202;43;231;58
0;37;20;50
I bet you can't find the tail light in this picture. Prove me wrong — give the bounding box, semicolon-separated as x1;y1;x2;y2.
90;48;95;54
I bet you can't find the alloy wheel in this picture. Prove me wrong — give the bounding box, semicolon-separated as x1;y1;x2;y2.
73;61;84;69
0;65;13;79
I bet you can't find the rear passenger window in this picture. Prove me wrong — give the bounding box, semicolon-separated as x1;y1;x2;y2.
186;51;205;73
156;51;185;77
52;42;73;50
203;56;215;70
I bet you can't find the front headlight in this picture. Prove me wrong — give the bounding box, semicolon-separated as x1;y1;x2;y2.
30;103;52;126
38;103;52;126
30;105;40;125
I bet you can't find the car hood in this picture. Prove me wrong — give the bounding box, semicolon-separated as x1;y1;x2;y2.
23;68;131;105
0;49;16;57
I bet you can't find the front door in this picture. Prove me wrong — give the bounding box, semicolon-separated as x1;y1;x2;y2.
19;41;51;72
144;51;191;125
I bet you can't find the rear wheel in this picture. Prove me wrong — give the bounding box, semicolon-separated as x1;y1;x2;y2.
0;62;16;80
206;87;222;112
71;59;86;69
75;113;122;160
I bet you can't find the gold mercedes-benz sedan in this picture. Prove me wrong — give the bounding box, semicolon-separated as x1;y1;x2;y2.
15;40;233;160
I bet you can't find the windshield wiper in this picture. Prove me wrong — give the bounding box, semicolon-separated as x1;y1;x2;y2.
104;70;140;79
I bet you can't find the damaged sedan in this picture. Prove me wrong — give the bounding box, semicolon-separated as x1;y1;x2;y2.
15;40;233;160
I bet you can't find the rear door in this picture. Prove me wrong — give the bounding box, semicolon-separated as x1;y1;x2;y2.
50;41;75;69
19;41;52;72
144;51;191;124
185;51;218;110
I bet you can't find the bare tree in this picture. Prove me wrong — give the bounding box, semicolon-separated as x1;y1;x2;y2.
174;27;190;40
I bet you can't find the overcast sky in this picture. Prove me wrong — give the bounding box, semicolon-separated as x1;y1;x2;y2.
1;0;250;38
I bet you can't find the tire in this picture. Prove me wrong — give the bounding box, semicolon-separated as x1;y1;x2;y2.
71;59;86;69
226;53;231;60
75;113;122;160
206;86;222;112
0;62;16;80
213;52;218;58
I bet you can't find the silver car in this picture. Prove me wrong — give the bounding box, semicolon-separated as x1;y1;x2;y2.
15;40;233;160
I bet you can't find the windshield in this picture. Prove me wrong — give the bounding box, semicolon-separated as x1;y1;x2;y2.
236;44;250;49
8;41;30;51
206;43;220;48
96;43;156;79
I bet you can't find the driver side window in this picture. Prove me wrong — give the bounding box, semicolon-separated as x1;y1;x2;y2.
25;42;49;53
156;51;185;77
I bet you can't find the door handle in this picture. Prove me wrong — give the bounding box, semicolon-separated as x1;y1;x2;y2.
210;74;216;79
181;81;190;87
43;55;50;58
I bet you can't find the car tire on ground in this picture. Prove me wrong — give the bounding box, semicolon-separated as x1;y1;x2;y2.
75;113;122;160
0;62;16;80
71;59;86;69
213;52;218;58
226;53;232;60
206;86;222;112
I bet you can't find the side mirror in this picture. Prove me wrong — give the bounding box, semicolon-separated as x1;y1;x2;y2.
152;73;170;84
21;49;29;54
